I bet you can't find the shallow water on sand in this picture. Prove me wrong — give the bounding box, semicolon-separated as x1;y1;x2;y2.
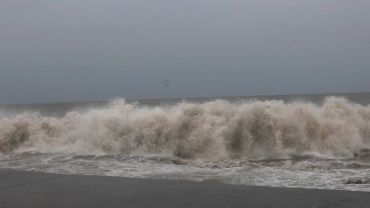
2;152;370;192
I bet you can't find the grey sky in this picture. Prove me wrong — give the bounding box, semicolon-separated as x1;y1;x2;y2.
1;0;369;104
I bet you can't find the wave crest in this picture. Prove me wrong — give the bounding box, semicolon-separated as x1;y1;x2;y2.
1;97;369;159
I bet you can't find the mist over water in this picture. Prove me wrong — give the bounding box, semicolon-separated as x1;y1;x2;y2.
1;94;370;191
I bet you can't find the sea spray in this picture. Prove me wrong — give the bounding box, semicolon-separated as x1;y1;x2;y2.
0;97;370;159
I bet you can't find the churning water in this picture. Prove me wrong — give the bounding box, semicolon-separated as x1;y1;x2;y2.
1;93;370;191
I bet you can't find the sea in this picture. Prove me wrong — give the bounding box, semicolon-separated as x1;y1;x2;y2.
1;93;370;192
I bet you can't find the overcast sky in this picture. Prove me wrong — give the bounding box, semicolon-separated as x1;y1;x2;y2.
1;0;369;104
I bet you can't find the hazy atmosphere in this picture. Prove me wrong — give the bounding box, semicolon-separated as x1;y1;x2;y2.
1;0;369;104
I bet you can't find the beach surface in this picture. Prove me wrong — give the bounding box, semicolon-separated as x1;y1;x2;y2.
0;169;369;208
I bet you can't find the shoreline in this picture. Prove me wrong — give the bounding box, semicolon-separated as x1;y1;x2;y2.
1;169;369;208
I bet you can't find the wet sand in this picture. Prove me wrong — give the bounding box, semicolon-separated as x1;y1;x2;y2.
0;169;369;208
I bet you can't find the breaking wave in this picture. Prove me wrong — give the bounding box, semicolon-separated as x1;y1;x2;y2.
1;97;370;159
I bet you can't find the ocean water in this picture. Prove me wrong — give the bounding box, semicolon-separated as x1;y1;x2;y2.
1;93;370;191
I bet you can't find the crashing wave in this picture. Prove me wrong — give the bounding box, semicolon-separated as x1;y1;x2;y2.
0;97;370;159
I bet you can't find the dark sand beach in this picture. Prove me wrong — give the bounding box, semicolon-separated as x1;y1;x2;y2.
0;169;369;208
